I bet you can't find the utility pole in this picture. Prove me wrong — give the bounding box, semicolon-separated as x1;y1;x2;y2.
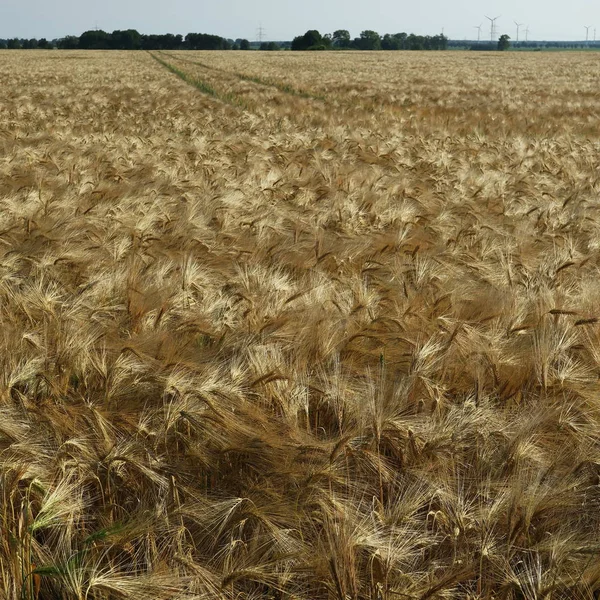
256;23;266;44
485;15;500;42
514;21;523;43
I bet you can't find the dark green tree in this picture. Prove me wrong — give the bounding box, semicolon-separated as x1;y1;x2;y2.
166;34;183;49
353;30;381;50
111;29;142;50
141;33;182;50
258;42;279;52
498;34;510;51
291;29;323;50
57;35;79;49
267;41;279;50
79;30;111;49
239;39;250;50
431;34;448;50
7;38;22;49
141;34;157;49
406;33;424;50
304;30;323;47
382;33;401;50
332;29;351;48
388;32;408;49
259;41;279;50
185;32;229;50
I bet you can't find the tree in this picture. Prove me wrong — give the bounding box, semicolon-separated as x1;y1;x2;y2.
406;33;424;50
431;34;448;50
185;32;228;50
7;39;22;49
353;30;381;50
57;35;79;49
498;34;510;51
259;41;279;50
141;33;181;50
111;29;142;50
470;42;496;51
382;32;408;50
37;38;51;49
291;29;323;51
382;33;401;50
303;30;323;48
332;29;351;48
167;34;183;49
79;30;111;49
239;39;250;50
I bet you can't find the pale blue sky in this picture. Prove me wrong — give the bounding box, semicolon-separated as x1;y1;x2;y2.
1;0;599;41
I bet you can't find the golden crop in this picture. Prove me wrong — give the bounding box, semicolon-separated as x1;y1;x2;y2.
1;48;600;599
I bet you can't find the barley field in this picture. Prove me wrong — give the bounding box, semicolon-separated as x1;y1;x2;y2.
1;48;600;600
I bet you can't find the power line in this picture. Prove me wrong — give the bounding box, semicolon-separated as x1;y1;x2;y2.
256;23;266;43
485;15;500;42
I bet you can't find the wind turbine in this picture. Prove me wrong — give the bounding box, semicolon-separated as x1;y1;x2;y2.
514;21;523;42
485;15;500;42
584;25;591;42
525;26;530;41
474;24;482;42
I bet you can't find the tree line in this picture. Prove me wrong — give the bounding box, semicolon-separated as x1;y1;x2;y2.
0;28;447;52
7;28;594;52
0;30;251;50
446;38;600;50
291;29;448;51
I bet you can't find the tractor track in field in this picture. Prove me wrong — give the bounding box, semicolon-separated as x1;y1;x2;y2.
149;50;340;132
149;50;424;145
148;51;249;109
150;51;415;132
158;51;327;102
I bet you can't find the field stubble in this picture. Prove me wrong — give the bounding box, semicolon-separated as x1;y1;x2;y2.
0;49;600;599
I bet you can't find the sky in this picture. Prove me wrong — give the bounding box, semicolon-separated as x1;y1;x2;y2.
1;0;599;41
